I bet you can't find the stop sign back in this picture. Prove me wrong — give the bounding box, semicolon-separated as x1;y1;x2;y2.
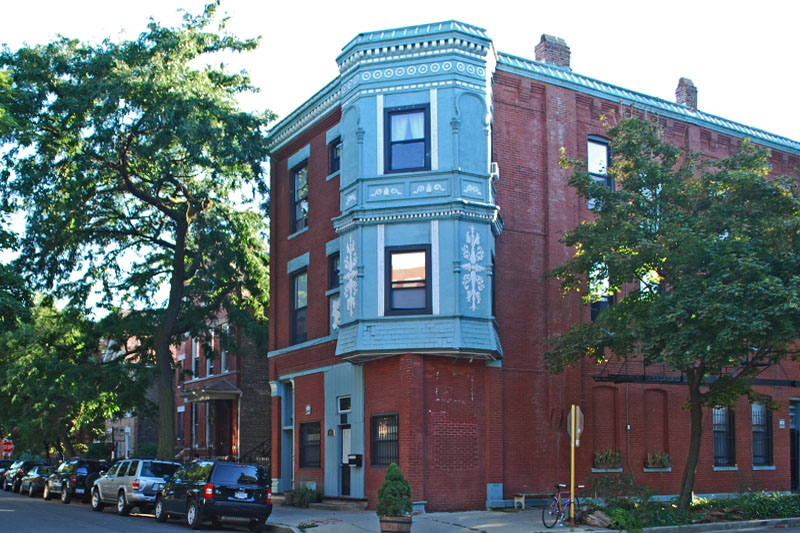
1;440;13;454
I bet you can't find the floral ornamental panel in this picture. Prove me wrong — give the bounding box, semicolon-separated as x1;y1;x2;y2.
461;225;486;311
343;236;358;317
330;295;341;331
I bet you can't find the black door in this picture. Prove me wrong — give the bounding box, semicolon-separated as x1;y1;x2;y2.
792;428;798;491
340;425;351;497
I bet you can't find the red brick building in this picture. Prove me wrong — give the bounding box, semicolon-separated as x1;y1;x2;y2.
266;21;800;510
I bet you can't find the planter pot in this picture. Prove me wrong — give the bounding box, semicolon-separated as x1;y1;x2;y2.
594;462;621;470
379;516;412;533
283;492;294;506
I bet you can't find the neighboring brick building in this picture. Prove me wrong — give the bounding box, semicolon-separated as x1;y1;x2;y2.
266;21;800;511
173;316;270;466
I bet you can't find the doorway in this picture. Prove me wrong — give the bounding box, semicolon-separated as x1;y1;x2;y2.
791;401;799;491
340;425;351;496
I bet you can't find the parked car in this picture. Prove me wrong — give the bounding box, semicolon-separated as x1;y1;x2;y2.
91;458;181;515
154;460;272;531
20;465;54;497
3;460;45;492
44;458;109;503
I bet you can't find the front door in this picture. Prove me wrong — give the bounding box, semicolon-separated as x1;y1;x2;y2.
791;401;799;491
340;425;351;496
215;400;232;457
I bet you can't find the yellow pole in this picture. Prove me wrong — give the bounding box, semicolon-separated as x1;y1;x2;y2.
569;404;576;527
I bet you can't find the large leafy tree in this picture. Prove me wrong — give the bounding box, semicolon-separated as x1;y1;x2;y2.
0;3;273;459
545;116;800;510
0;302;154;457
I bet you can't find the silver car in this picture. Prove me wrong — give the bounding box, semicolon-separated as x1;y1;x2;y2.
90;458;181;515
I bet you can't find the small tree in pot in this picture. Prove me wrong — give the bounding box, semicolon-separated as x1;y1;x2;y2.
377;463;412;532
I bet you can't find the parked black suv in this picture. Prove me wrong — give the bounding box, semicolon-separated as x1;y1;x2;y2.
3;460;45;492
154;460;272;531
44;458;110;503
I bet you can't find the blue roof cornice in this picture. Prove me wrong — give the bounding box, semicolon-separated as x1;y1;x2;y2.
497;52;800;155
266;77;341;154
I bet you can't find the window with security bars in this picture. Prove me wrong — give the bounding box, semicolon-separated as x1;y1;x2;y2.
713;407;735;466
299;422;321;468
751;402;773;466
371;413;399;467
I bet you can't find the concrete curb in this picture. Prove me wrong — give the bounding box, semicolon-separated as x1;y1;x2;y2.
646;517;800;532
266;524;300;533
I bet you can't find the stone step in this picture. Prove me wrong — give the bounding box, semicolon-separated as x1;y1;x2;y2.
310;498;368;511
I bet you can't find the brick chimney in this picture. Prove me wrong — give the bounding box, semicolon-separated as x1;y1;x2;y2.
535;34;570;69
676;77;697;110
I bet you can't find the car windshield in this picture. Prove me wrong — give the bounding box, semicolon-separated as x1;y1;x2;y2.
142;462;180;478
213;464;268;486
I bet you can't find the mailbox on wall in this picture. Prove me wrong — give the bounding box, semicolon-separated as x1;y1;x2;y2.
347;454;363;467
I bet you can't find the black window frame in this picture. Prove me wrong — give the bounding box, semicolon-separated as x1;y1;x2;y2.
328;136;341;175
291;162;309;233
385;245;431;316
299;422;321;468
384;104;431;174
371;413;399;467
713;406;736;467
587;135;613;188
751;402;774;466
291;269;308;345
328;252;340;290
177;410;185;443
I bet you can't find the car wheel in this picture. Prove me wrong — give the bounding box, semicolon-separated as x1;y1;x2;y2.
28;484;36;497
154;497;168;522
61;486;72;504
249;518;266;533
12;480;20;493
43;484;52;500
117;491;131;516
91;489;104;512
1;478;6;491
186;499;202;530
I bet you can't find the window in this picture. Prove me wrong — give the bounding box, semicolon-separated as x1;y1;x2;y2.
191;338;200;377
371;414;399;467
177;411;185;442
385;245;431;315
299;422;321;468
385;105;430;173
206;403;213;449
191;403;199;449
751;402;773;466
221;350;228;373
587;137;612;210
328;137;341;175
589;262;615;321
292;270;308;344
338;396;351;413
292;164;309;232
713;407;736;467
328;253;340;290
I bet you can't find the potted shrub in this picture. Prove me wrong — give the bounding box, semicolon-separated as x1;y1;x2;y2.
593;448;622;469
645;450;671;469
376;463;412;532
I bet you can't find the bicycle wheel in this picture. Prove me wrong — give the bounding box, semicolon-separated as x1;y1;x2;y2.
542;497;561;528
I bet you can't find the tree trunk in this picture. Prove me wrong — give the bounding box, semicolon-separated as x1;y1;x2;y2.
156;221;189;460
678;367;704;510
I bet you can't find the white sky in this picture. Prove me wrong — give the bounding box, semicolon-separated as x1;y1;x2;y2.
2;0;799;142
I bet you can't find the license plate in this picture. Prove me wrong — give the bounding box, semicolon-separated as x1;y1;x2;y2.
75;488;84;494
235;490;247;499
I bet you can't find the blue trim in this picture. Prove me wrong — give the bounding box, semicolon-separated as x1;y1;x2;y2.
268;335;336;358
274;362;347;381
287;252;310;274
326;238;340;256
712;466;739;472
326;124;341;144
325;170;340;182
287;226;309;241
643;467;672;473
591;467;623;473
753;465;776;471
288;144;310;169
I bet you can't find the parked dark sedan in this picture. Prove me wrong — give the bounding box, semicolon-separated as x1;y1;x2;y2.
3;460;45;492
44;458;109;503
0;459;13;481
20;465;54;497
154;460;272;531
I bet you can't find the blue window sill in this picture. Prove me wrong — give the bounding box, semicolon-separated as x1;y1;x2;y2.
288;226;309;240
591;467;622;473
753;465;776;471
712;466;738;471
326;170;340;182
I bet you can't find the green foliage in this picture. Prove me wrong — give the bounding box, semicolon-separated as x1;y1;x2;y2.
86;442;113;460
585;473;653;509
0;302;154;457
136;442;159;458
593;448;622;467
606;507;643;533
0;2;273;458
290;487;321;508
546;115;800;508
376;463;412;517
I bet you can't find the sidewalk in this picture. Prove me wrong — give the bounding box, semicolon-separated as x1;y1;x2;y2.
266;505;615;532
265;504;800;533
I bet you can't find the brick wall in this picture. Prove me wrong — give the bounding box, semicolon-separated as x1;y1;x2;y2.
293;372;325;489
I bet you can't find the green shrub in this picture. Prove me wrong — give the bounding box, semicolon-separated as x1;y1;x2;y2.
85;442;113;460
376;463;412;517
291;487;320;508
606;506;643;533
135;442;158;458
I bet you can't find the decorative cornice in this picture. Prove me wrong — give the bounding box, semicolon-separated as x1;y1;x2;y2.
334;204;499;233
497;52;800;154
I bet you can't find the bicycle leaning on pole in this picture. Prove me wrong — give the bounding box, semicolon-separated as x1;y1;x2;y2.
542;483;584;528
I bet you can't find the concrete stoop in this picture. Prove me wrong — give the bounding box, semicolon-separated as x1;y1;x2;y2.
309;498;369;511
